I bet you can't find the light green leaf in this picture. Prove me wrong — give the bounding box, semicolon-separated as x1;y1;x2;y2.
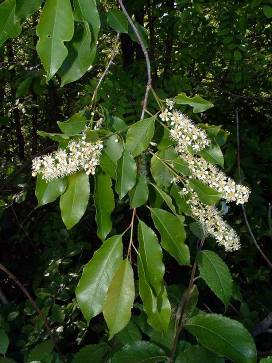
103;259;135;339
74;0;100;42
150;183;176;214
59;21;93;86
107;9;128;33
100;135;123;179
197;250;233;306
72;343;109;363
185;313;257;363
27;340;54;363
130;175;149;208
0;329;9;355
60;172;90;229
57;112;86;136
200;143;224;167
189;179;221;205
126;116;156;157
36;0;74;80
95;172;114;240
175;92;214;113
116;149;137;199
151;208;190;265
175;345;224;363
0;0;22;48
35;175;67;206
112;341;167;363
263;5;272;18
76;235;122;321
16;0;41;21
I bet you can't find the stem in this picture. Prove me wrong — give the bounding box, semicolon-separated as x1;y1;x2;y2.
236;109;272;270
127;208;137;260
118;0;152;120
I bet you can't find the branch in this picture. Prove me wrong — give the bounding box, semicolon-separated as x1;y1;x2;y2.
118;0;152;119
236;109;272;270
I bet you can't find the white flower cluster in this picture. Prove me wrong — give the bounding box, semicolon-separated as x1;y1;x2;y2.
32;137;103;181
188;189;241;251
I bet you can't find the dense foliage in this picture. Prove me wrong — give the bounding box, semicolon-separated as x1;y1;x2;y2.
0;0;272;362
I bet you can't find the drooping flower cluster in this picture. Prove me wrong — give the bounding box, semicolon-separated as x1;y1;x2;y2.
32;137;103;181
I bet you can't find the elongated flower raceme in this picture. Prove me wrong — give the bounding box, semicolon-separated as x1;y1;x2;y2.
32;137;103;181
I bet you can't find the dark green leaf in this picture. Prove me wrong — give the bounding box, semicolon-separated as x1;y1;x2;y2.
115;321;142;346
151;208;190;265
116;149;137;199
151;151;175;188
0;0;21;48
150;183;176;214
126;116;156;157
107;9;128;33
112;341;167;363
16;76;34;97
100;135;123;178
200;143;224;167
197;250;233;306
170;184;191;216
35;175;67;206
103;259;135;339
130;175;149;208
95;172;114;240
175;345;225;363
263;5;272;18
27;340;54;363
175;92;214;113
57;112;87;136
189;179;221;205
189;222;205;239
72;343;109;363
185;313;257;363
0;329;9;355
76;235;123;321
60;172;90;229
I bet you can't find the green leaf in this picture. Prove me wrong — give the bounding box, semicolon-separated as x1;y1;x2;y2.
100;135;123;179
185;313;257;363
130;175;149;208
150;183;176;214
111;341;167;363
103;259;135;339
189;222;205;240
60;172;90;229
126;116;156;157
72;343;109;363
175;92;214;113
128;22;149;49
16;76;34;97
151;208;190;265
37;130;70;143
107;9;128;33
170;184;191;216
151;151;175;188
27;340;54;363
16;0;41;21
263;5;272;18
59;21;93;86
0;329;9;355
74;0;100;42
200;143;224;167
76;235;123;321
95;172;115;240
197;250;233;306
175;345;225;363
115;321;142;346
35;175;67;206
57;112;86;136
116;149;137;199
0;0;22;48
36;0;74;80
189;179;221;205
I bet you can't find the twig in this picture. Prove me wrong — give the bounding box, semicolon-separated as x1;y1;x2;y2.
126;208;137;260
90;33;120;107
236;109;272;270
118;0;152;119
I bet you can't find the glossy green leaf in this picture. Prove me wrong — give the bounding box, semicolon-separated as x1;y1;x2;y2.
138;220;165;295
189;179;221;205
76;235;123;321
100;135;123;178
107;9;128;33
95;172;114;240
175;92;214;113
112;341;167;363
200;143;224;167
197;250;233;306
151;183;176;214
185;313;257;363
151;208;190;265
103;259;135;339
16;0;41;21
60;172;90;229
116;149;137;199
0;329;9;355
126;116;156;157
0;0;21;48
175;345;225;363
36;0;74;80
130;175;149;208
263;5;272;18
35;175;67;206
57;112;86;136
59;21;93;86
72;343;109;363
